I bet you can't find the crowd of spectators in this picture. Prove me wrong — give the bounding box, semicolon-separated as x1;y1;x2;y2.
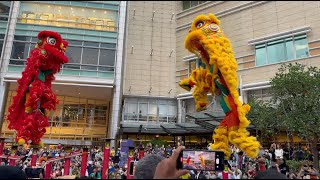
0;142;319;179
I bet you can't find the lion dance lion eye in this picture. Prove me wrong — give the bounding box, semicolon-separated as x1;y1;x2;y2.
196;21;205;29
47;37;56;45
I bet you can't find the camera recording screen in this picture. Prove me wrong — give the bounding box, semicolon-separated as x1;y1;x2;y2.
182;150;216;171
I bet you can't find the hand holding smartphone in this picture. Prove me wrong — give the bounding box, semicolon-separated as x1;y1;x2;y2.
176;149;224;171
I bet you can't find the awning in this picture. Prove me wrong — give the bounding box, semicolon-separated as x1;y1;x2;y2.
121;109;254;135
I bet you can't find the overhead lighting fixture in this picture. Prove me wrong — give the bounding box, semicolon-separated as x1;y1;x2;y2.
82;9;84;11
104;11;107;14
71;7;73;10
48;5;50;8
93;10;96;13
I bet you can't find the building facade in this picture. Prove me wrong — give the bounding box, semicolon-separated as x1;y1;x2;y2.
1;1;319;147
174;1;320;144
0;1;126;147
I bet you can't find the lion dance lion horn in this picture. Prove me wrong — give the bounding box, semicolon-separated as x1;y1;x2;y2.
179;13;260;159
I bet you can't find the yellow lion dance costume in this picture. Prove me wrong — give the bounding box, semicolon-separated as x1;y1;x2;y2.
179;13;260;160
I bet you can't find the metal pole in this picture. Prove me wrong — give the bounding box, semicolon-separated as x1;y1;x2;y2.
63;146;72;176
126;147;134;179
102;142;110;179
45;162;52;179
30;145;39;167
80;148;88;177
0;138;5;163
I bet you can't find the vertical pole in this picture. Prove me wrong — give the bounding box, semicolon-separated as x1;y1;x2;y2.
31;147;38;167
102;141;110;179
0;138;5;163
126;147;134;179
64;157;71;176
80;148;88;177
64;146;72;176
45;162;52;179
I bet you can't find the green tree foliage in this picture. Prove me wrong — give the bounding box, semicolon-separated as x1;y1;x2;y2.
248;63;320;170
247;97;279;142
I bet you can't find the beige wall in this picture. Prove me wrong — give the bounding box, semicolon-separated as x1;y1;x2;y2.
123;1;177;97
175;1;320;95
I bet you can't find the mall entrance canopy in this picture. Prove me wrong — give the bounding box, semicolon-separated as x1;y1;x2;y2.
121;110;227;135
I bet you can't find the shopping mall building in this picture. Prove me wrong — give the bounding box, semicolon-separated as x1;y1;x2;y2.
0;1;319;147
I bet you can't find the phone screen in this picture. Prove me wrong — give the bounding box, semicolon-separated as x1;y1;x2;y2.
177;149;224;171
129;161;137;176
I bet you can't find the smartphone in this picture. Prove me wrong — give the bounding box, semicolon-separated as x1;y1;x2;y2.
176;149;224;171
129;161;138;176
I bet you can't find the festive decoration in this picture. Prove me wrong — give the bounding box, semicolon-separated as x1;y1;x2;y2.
7;30;68;146
179;13;260;159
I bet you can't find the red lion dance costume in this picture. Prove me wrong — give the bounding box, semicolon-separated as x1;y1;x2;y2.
7;31;68;146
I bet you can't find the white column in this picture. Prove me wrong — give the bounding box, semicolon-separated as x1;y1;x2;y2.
109;1;127;148
0;1;20;134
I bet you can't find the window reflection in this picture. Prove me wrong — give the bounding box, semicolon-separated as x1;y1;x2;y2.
82;48;99;65
0;1;11;19
124;98;178;123
99;49;115;66
11;42;30;59
18;2;118;32
255;34;309;66
65;46;82;64
5;91;109;128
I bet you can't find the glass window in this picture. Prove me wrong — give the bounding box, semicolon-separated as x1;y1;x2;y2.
94;105;107;125
182;1;191;10
82;48;99;65
285;38;294;60
84;41;99;47
11;42;30;59
255;34;309;67
294;36;309;59
267;40;285;64
18;2;118;32
67;40;82;46
159;104;167;116
168;105;177;116
14;35;31;42
191;1;199;7
81;65;97;71
31;37;39;43
65;46;82;64
100;43;116;49
126;102;138;114
99;49;115;66
0;1;11;17
0;40;3;57
138;103;148;122
63;64;80;70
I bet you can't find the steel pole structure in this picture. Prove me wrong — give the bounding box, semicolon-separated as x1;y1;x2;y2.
63;146;72;176
80;148;88;177
126;147;134;179
45;162;52;179
30;146;39;167
0;138;5;163
102;142;110;179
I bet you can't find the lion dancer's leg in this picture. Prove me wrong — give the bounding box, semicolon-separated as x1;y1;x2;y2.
211;124;230;160
227;102;260;158
17;80;45;146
